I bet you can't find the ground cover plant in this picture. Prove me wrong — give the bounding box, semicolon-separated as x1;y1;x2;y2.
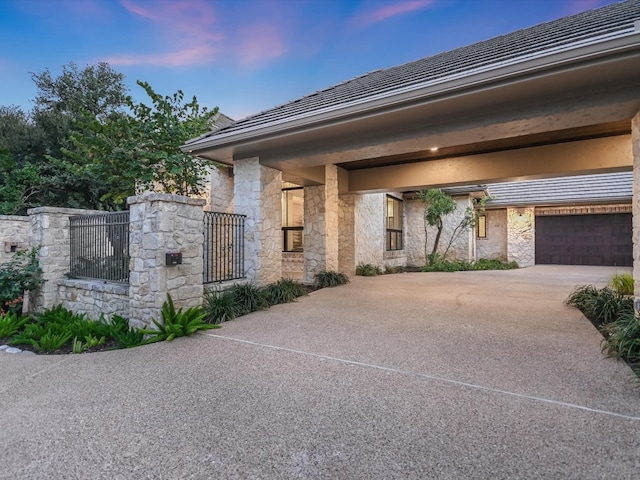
0;295;215;354
203;277;311;325
421;256;518;272
314;270;349;288
356;263;382;276
565;273;639;376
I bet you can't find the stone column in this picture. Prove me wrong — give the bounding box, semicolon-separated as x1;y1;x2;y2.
205;165;235;213
128;193;205;327
506;207;535;267
28;207;101;312
338;194;356;275
304;165;340;283
234;158;282;285
632;111;640;309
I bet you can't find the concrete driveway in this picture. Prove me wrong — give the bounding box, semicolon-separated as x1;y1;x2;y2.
1;266;639;479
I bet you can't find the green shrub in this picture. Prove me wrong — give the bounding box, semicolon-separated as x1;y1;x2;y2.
0;247;43;315
565;285;633;328
314;270;349;288
139;294;219;344
471;258;519;270
610;272;634;296
263;278;308;306
384;264;404;274
0;311;30;339
105;315;144;348
203;289;239;324
601;312;640;364
355;263;382;276
422;259;471;272
30;331;74;352
228;283;269;315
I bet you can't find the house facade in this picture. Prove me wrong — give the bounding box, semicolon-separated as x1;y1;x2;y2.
184;1;640;289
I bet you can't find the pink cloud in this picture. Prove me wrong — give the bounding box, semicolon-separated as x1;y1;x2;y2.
110;0;287;69
353;0;435;27
235;23;287;66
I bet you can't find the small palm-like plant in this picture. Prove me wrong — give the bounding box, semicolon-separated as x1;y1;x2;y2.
263;278;308;305
203;290;239;324
140;294;219;344
0;311;30;339
356;263;382;276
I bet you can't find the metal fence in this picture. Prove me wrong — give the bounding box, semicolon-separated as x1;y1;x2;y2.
69;211;130;283
203;211;245;283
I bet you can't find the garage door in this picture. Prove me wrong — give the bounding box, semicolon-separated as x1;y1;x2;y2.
535;213;632;266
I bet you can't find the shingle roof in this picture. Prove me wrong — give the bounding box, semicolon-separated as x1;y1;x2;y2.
486;172;633;207
195;0;639;141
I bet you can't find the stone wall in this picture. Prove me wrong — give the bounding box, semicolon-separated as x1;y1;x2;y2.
338;194;356;275
0;215;30;264
404;195;472;266
282;252;304;280
633;110;640;303
234;158;282;285
476;209;508;261
205;165;235;213
507;207;535;267
57;279;129;319
354;193;385;267
128;193;205;327
28;206;103;312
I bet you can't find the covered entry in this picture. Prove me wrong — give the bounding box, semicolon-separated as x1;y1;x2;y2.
535;213;632;266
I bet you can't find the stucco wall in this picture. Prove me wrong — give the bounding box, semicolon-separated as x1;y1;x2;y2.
476;209;508;261
0;215;30;264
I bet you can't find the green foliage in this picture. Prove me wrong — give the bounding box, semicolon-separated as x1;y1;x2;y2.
203;290;239;324
356;263;382;276
107;314;145;348
421;257;517;272
314;270;349;288
471;258;519;270
72;334;106;354
30;331;74;352
262;278;308;306
139;294;219;344
0;311;30;339
601;312;640;363
227;283;269;316
565;285;633;328
0;247;44;315
609;272;634;296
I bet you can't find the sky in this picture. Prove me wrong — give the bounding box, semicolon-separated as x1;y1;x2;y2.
0;0;620;121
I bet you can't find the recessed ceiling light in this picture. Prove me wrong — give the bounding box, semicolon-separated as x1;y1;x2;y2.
430;147;439;152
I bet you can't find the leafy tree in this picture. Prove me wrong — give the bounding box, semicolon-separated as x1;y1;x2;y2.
418;189;489;264
66;80;218;204
419;189;456;263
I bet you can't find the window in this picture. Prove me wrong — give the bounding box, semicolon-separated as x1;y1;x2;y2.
282;186;304;252
386;195;403;251
477;214;487;238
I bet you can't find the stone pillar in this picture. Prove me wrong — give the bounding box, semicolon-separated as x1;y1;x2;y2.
128;193;205;328
338;194;356;275
304;165;340;283
234;158;282;285
506;207;535;267
205;165;235;213
632;111;640;309
28;207;101;312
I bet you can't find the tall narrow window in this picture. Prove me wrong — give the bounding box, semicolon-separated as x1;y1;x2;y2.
477;214;487;238
386;195;403;251
282;185;304;252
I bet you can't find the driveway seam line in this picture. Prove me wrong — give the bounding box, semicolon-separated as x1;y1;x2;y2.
201;332;640;422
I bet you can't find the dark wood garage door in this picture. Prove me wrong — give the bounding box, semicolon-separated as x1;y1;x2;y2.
535;213;632;266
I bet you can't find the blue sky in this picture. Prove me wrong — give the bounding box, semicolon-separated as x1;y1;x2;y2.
0;0;618;121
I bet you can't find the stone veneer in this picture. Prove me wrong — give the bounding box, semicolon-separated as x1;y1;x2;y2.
28;206;104;312
354;193;386;267
205;165;235;213
506;207;535;267
234;158;282;285
0;215;30;264
57;279;129;319
476;209;508;261
633;111;640;304
304;165;339;282
128;193;205;327
404;195;472;266
338;194;356;275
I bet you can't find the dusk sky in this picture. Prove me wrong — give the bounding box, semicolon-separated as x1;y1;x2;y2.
0;0;619;121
